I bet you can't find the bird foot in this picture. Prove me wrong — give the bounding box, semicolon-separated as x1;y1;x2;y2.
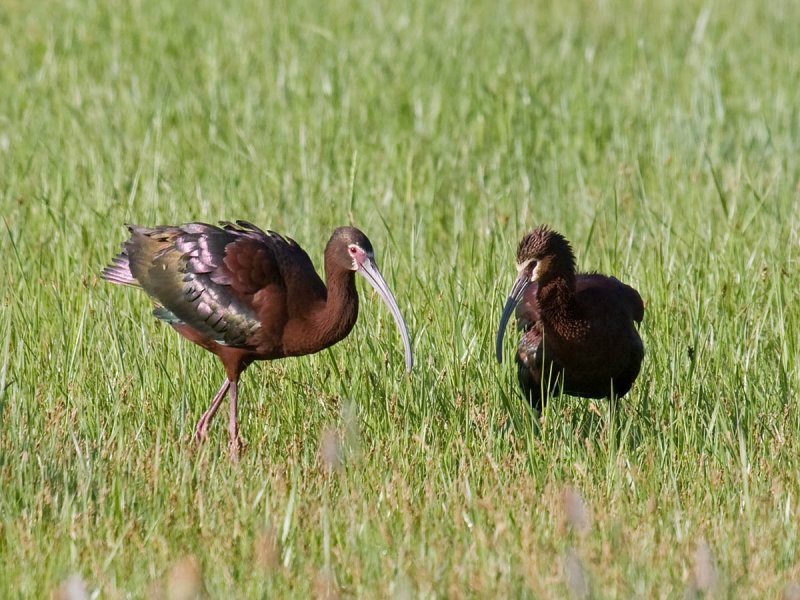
228;434;246;463
195;421;210;446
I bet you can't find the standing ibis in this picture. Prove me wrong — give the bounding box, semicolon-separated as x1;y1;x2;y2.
102;221;412;458
495;226;644;411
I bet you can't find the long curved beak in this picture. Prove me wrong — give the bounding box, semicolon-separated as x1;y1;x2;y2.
495;272;530;364
358;258;413;372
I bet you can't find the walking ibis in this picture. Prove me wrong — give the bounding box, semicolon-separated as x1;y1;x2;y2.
495;226;644;411
102;221;413;458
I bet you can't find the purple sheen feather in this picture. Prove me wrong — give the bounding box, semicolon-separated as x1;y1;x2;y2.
182;223;217;234
210;271;233;285
175;238;198;253
195;301;213;319
186;257;213;273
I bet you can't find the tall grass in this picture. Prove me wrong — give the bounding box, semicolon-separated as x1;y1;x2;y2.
1;0;799;596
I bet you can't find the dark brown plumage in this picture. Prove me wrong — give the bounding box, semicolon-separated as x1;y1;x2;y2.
496;226;644;411
102;221;412;459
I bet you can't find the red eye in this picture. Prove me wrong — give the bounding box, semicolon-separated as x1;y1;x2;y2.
349;247;357;254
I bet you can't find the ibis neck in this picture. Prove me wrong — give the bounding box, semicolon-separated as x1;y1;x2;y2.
536;270;578;326
315;260;359;345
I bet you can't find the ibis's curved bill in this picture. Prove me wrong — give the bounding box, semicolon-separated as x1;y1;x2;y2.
495;272;531;364
358;258;413;372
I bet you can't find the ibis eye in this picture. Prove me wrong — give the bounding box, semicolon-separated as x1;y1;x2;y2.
349;246;357;255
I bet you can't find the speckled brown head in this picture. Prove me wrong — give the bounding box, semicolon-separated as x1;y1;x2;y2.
515;225;576;285
496;226;576;363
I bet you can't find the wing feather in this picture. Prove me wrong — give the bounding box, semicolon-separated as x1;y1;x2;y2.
119;222;319;348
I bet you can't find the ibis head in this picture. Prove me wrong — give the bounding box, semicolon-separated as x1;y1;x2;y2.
328;227;413;372
495;226;576;363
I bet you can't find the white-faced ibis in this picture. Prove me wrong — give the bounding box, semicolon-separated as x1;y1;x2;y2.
495;226;644;411
102;221;412;458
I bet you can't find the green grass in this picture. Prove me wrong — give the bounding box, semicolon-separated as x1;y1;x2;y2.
1;0;800;596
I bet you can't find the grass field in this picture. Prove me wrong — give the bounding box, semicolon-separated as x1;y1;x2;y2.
2;0;800;596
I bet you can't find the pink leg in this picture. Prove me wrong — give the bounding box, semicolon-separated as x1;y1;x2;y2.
228;380;244;461
195;379;230;445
